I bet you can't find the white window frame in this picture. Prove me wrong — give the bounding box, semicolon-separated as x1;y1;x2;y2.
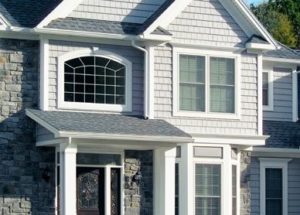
173;47;241;119
259;158;291;215
58;49;132;112
262;68;274;111
189;144;240;215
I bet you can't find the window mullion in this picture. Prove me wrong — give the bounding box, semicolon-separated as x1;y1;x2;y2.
206;56;210;113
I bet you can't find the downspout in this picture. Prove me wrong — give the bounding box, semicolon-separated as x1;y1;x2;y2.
131;40;150;119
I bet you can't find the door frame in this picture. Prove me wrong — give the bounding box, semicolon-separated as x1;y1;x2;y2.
55;147;125;215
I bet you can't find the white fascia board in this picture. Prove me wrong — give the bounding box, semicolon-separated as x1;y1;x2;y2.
37;0;82;28
143;0;193;35
34;27;171;42
263;57;300;64
138;33;172;42
246;42;275;51
58;131;194;143
25;109;60;137
0;14;11;28
171;42;245;53
247;147;300;153
191;134;268;146
0;28;39;40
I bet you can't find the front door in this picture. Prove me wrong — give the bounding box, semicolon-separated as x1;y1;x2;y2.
77;167;105;215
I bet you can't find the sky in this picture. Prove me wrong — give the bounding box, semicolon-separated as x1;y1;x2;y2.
246;0;264;5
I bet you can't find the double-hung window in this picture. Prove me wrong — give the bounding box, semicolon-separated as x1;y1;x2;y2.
260;158;290;215
175;48;239;118
192;145;239;215
262;69;273;111
195;164;221;215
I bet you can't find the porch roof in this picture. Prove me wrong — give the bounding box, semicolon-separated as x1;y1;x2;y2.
26;109;193;143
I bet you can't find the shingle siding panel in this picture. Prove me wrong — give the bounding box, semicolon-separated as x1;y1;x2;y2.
48;40;144;115
68;0;166;24
166;0;248;47
263;68;293;121
154;45;258;135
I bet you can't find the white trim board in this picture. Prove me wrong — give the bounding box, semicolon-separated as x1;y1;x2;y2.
192;134;268;146
37;0;82;28
0;14;11;29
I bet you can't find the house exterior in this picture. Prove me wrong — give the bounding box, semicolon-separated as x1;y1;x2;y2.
0;0;300;215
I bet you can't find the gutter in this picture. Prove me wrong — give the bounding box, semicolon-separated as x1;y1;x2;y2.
131;40;150;119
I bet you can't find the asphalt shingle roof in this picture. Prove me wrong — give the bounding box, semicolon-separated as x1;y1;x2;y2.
26;109;191;139
47;18;143;35
0;0;61;27
263;120;300;148
264;43;300;60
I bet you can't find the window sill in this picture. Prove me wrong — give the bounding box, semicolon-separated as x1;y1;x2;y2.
58;101;132;112
173;110;241;120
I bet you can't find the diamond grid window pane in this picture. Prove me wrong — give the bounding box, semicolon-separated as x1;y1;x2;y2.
179;55;205;112
64;56;126;104
195;164;221;215
210;57;235;113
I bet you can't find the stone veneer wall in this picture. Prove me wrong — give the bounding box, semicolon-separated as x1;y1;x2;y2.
240;151;252;215
124;150;153;215
0;39;55;214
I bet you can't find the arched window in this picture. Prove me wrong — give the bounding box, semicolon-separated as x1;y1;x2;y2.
58;50;132;112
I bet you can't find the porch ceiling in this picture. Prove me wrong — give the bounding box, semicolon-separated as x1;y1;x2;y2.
26;109;193;143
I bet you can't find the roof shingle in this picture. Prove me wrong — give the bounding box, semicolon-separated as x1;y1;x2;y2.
0;0;61;27
47;18;143;35
263;120;300;148
26;109;192;140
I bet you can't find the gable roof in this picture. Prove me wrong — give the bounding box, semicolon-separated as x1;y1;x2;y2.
0;0;61;28
0;0;278;49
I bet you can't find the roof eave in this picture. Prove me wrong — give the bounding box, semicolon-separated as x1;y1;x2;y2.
246;42;275;51
59;131;193;143
263;57;300;64
34;27;172;42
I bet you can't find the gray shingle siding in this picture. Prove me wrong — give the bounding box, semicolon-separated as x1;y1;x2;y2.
68;0;167;24
263;67;293;121
153;45;258;135
48;40;144;115
166;0;249;47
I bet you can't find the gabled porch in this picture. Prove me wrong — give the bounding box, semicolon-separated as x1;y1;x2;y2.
26;109;193;215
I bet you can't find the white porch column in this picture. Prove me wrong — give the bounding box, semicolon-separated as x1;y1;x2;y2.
154;147;176;215
60;143;77;215
180;143;193;215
